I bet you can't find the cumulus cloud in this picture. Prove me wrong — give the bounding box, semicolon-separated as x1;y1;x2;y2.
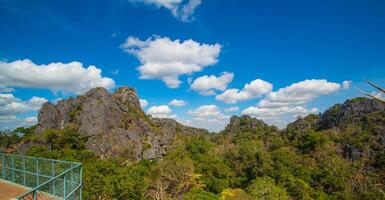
190;72;234;95
0;115;38;130
0;93;44;130
187;104;229;132
0;115;17;123
0;59;115;95
342;80;352;89
259;79;342;108
121;36;221;88
224;106;239;112
128;0;202;22
0;86;14;93
147;105;175;118
242;105;319;128
168;99;187;106
242;106;316;120
371;91;385;101
139;99;149;108
174;117;193;127
23;116;38;124
0;93;47;115
216;79;273;104
241;79;347;127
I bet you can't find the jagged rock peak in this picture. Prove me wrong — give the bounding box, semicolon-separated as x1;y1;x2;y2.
285;114;320;133
31;86;206;160
113;86;141;110
223;115;276;134
318;97;385;129
83;87;110;97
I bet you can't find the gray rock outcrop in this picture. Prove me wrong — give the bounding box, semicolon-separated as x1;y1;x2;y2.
33;86;205;160
317;97;385;130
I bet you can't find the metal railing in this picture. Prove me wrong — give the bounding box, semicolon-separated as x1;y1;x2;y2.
0;153;82;200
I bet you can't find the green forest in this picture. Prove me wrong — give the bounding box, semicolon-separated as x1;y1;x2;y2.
1;99;384;200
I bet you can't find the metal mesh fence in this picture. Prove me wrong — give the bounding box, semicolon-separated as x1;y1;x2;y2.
0;153;82;200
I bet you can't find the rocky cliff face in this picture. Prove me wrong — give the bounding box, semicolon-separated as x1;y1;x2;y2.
223;115;278;135
317;97;385;130
286;97;385;132
34;87;205;160
286;97;385;163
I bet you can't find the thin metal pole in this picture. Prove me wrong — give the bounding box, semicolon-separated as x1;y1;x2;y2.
36;158;39;186
52;160;55;195
80;165;83;200
11;156;15;182
64;174;67;199
23;157;26;185
71;163;74;192
1;154;5;179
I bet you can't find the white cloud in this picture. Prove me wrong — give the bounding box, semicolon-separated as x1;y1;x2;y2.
147;105;175;118
121;36;221;88
260;79;341;108
0;115;17;123
224;106;239;112
0;115;38;130
242;106;313;119
140;99;149;108
310;108;319;113
187;105;227;119
241;79;345;127
0;93;43;130
0;93;47;115
0;86;14;93
187;105;229;132
0;59;115;95
175;118;193;126
216;79;273;104
128;0;202;22
23;116;38;124
190;72;234;95
242;105;320;128
342;80;352;89
168;99;187;106
371;91;385;101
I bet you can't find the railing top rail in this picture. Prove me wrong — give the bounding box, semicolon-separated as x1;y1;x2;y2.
0;152;81;166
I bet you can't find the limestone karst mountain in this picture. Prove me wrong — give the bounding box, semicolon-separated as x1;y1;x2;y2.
26;87;207;160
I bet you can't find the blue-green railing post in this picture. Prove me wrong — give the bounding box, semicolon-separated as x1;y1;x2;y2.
23;157;26;185
51;160;55;195
64;174;67;199
1;153;4;179
80;165;83;200
36;158;39;186
33;190;37;200
11;156;15;182
71;163;74;193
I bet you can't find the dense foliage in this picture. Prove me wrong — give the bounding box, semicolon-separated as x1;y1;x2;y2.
3;107;385;199
0;126;35;149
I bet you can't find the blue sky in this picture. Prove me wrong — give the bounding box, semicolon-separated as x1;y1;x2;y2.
1;0;385;131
